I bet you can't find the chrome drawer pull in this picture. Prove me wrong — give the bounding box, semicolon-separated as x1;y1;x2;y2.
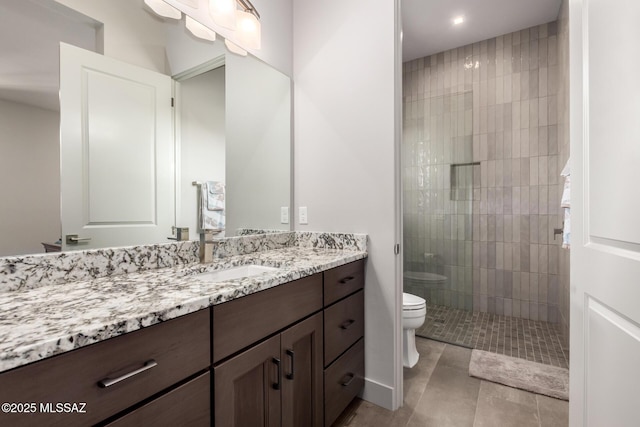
339;276;355;284
340;319;356;330
98;359;158;388
341;373;355;387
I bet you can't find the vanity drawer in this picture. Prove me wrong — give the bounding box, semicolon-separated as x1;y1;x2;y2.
0;309;210;427
323;260;365;306
105;372;210;427
324;338;364;427
324;290;364;366
213;273;323;363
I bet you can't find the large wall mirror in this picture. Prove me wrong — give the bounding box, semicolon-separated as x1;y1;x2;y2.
0;0;291;257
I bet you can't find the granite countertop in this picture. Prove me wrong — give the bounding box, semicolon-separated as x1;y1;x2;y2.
0;246;366;373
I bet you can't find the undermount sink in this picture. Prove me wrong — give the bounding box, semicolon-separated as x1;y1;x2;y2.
193;265;280;282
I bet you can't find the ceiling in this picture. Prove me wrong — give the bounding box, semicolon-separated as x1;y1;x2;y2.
402;0;563;62
0;0;99;112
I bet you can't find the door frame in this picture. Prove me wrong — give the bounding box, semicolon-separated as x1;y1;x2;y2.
393;0;404;410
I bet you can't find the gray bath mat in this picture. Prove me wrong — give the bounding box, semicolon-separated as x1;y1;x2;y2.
469;349;569;401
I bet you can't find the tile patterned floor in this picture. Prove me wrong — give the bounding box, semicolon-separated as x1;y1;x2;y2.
416;304;569;369
334;339;569;427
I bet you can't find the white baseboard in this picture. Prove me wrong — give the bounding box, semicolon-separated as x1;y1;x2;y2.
359;377;395;411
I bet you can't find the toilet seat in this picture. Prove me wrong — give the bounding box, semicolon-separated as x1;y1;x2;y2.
403;271;447;283
403;292;426;310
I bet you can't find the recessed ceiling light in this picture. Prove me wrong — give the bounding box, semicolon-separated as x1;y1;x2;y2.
453;16;465;25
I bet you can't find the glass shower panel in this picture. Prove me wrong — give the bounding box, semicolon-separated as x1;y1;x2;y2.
403;91;474;310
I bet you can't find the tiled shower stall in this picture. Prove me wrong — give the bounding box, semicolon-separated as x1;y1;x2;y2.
403;18;570;348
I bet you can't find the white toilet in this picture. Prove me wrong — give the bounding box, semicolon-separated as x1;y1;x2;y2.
403;292;427;368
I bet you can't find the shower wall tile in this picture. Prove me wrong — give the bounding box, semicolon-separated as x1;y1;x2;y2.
403;19;564;322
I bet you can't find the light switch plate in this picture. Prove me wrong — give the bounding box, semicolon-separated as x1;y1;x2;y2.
280;207;289;224
299;206;308;224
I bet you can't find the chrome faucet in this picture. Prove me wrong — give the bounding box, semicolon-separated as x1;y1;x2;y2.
199;230;215;263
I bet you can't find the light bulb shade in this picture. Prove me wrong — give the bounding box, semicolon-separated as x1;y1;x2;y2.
225;39;247;56
235;10;261;50
144;0;181;19
209;0;237;30
186;16;217;41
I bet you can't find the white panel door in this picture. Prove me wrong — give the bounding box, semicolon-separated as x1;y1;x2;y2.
60;43;174;250
570;0;640;426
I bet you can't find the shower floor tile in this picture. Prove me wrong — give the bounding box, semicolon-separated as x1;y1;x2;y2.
416;304;569;369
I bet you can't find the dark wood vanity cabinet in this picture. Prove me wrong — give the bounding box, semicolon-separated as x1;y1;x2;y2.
0;309;210;427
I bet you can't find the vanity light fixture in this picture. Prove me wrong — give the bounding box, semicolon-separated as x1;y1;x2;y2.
235;8;260;49
144;0;182;19
209;0;237;29
186;16;217;41
224;39;247;56
146;0;262;52
453;16;465;25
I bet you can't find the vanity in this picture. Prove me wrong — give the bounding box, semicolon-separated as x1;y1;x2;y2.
0;233;366;427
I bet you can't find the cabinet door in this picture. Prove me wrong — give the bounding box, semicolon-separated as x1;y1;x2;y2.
214;335;281;427
281;313;324;427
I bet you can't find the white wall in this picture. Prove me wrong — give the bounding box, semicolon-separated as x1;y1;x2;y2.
293;0;401;410
226;53;291;234
177;67;226;238
0;99;60;256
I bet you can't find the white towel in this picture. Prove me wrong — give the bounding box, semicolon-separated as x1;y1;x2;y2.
560;159;570;248
560;159;570;208
562;208;571;249
207;181;225;211
199;181;225;231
